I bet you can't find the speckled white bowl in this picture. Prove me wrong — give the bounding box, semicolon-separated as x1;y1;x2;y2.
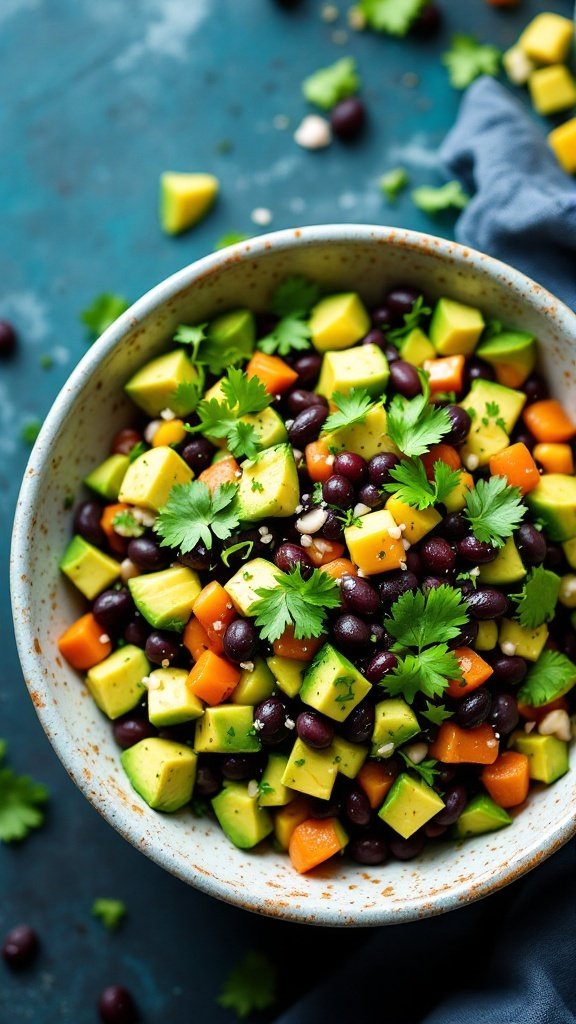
11;226;576;926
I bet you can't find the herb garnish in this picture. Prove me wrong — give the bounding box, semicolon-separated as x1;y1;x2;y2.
302;57;360;110
155;481;239;553
464;476;526;549
517;650;576;708
386;381;452;457
252;566;340;643
412;181;470;215
322;388;376;434
511;566;561;630
0;739;49;843
359;0;426;36
386;296;431;345
80;293;130;341
92;898;126;931
398;751;439;787
383;457;461;509
442;34;501;90
257;276;320;356
190;367;272;459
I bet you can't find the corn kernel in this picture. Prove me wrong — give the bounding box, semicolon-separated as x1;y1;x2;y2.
519;13;574;65
503;45;536;87
549;117;576;174
152;419;187;447
529;65;576;116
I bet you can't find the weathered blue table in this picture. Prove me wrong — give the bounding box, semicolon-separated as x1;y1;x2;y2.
1;0;572;1020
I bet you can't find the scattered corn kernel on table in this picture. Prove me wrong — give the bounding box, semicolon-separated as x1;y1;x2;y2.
1;0;573;1020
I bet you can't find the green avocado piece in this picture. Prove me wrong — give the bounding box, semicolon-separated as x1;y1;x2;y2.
527;474;576;542
478;537;527;586
146;668;204;726
378;773;445;838
476;330;536;388
212;782;273;848
118;446;193;511
398;327;436;367
84;455;129;501
236;444;299;520
563;536;576;569
121;737;197;811
258;753;295;807
460;379;526;466
330;736;368;779
309;293;370;352
194;705;261;754
230;658;276;705
86;645;149;720
267;655;307;698
242;407;288;448
209;309;255;362
300;643;372;722
430;297;485;356
322;405;398;461
224;558;280;616
453;794;512;838
125;349;200;417
281;738;337;800
474;620;499;652
498;619;548;661
160;172;218;235
510;732;569;783
128;566;201;632
316;343;389;399
371;699;420;757
60;535;121;600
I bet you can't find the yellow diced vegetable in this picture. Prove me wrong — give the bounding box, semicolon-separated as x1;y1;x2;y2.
549;118;576;174
529;65;576;116
519;13;574;65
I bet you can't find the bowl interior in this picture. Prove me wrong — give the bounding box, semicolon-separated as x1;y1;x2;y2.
12;226;576;926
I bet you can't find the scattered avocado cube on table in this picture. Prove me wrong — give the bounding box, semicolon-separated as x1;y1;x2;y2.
194;705;261;754
309;293;370;352
60;535;121;600
529;64;576;117
125;349;200;417
86;645;150;720
118;446;193;511
299;643;372;722
519;13;574;65
379;774;445;839
212;782;273;848
84;454;129;501
549;118;576;174
160;171;219;235
147;668;204;727
122;738;197;812
129;566;201;631
316;343;389;398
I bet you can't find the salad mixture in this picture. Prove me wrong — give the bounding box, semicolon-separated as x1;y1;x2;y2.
57;277;576;874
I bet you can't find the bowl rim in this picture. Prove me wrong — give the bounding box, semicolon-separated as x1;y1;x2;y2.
11;223;576;926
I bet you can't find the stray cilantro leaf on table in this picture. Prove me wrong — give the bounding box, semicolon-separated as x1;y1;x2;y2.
215;233;250;250
80;293;130;341
412;181;470;215
464;476;526;549
442;34;501;90
0;740;49;843
322;388;376;434
399;751;439;787
217;950;277;1019
155;481;239;554
517;649;576;708
359;0;426;36
21;419;42;445
387;295;431;344
92;898;126;931
380;167;409;202
511;566;561;630
302;57;360;110
383;457;461;510
252;566;340;644
386;388;451;458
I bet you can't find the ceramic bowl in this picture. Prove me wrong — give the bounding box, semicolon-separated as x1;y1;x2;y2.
11;225;576;926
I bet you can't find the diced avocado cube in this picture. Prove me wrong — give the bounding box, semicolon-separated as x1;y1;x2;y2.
498;619;549;662
209;308;255;358
527;474;576;542
118;446;193;511
460;379;526;467
549;118;576;175
267;655;307;698
453;794;512;838
86;645;150;720
309;293;370;353
379;774;445;838
281;738;337;800
563;537;576;570
442;470;474;513
274;798;311;850
243;407;288;449
371;699;420;757
194;705;260;753
84;455;129;501
129;566;201;632
258;753;295;807
323;405;398;461
212;782;273;848
121;738;197;812
510;732;569;783
160;171;218;235
398;327;436;367
60;535;121;600
330;736;368;779
476;330;536;389
147;668;204;726
224;558;280;616
316;344;389;399
300;643;372;722
345;509;406;575
384;497;441;544
474;620;499;652
230;658;276;705
236;444;299;521
519;12;574;65
125;349;200;417
430;298;484;357
478;538;526;586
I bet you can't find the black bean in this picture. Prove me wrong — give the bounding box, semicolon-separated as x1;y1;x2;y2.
2;925;38;969
390;360;422;399
333;451;368;485
127;536;170;572
560;627;576;660
442;512;469;541
490;693;519;735
274;542;314;578
222;755;255;781
330;96;366;140
254;697;287;742
322;474;355;508
411;2;443;36
357;483;382;509
93;588;134;630
332;614;373;654
98;985;139;1024
467;358;495;384
384;345;401;364
422;575;443;591
287;390;328;416
123;617;149;649
523;375;548;405
434;785;467;826
288;405;328;447
113;715;156;749
145;631;182;666
112;428;143;456
424;821;448;839
371;306;394;329
364;650;397;683
368;452;400;487
177;542;213;571
437;765;457;787
421;537;456;575
296;711;334;749
308;797;340;819
74;500;107;548
445;405;471;443
544;542;565;571
321;510;345;540
361;327;386;349
491;655;527;685
340;576;381;617
194;761;222;797
293;352;322;387
348;835;388;865
343;786;371;826
388;832;425;860
181;437;214;474
465;588;509;620
0;320;17;357
405;549;422;576
368;623;390;648
379;570;418;607
385;286;421;318
513;430;536;452
454;688;492;728
341;700;375;743
457;535;498;564
222;619;258;664
516;523;547;565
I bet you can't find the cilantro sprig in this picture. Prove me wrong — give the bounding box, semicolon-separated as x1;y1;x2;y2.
442;34;501;90
386;295;431;345
258;276;320;357
386;382;452;458
322;389;376;434
252;566;340;643
517;650;576;708
421;701;454;726
412;181;470;216
191;367;272;459
112;510;145;538
383;457;461;510
464;476;527;549
302;57;360;111
80;293;130;341
0;740;49;843
398;751;439;787
360;0;426;36
217;950;277;1019
92;898;126;931
174;321;254;377
511;567;561;631
154;481;239;554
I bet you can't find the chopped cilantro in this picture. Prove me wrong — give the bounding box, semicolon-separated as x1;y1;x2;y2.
215;233;250;250
175;322;251;377
251;479;264;493
92;898;126;931
39;353;54;370
464;476;527;549
0;740;49;843
257;781;274;797
80;293;130;341
517;650;576;708
442;34;501;90
191;367;272;459
220;540;255;568
398;751;439;787
128;440;148;463
511;567;561;630
322;389;376;434
21;419;42;445
170;378;203;417
384;646;462;704
112;510;145;538
386;385;452;458
412;181;470;215
269;277;321;319
302;57;360;110
383;457;461;510
380;167;409;202
387;295;431;345
359;0;426;36
294;759;306;768
154;481;239;553
420;701;454;726
258;315;311;357
252;566;340;643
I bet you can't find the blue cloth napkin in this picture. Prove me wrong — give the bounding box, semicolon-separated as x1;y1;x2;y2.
276;77;576;1024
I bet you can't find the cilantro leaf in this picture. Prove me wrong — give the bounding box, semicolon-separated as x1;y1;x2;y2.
220;540;254;568
0;744;49;843
258;315;311;357
221;369;271;416
517;649;576;708
215;233;250;250
412;181;470;215
442;34;501;90
322;389;376;434
173;323;209;361
464;476;527;549
387;296;431;345
383;458;461;510
420;701;454;726
380;167;409;202
170;378;203;417
192;368;272;459
360;0;426;36
92;898;126;931
398;751;439;787
175;322;254;377
252;566;340;643
383;644;461;704
302;57;360;111
385;585;469;651
112;510;145;538
217;951;277;1019
511;567;561;630
269;277;321;319
21;419;42;445
386;391;452;457
154;481;239;553
128;440;148;463
80;293;130;341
